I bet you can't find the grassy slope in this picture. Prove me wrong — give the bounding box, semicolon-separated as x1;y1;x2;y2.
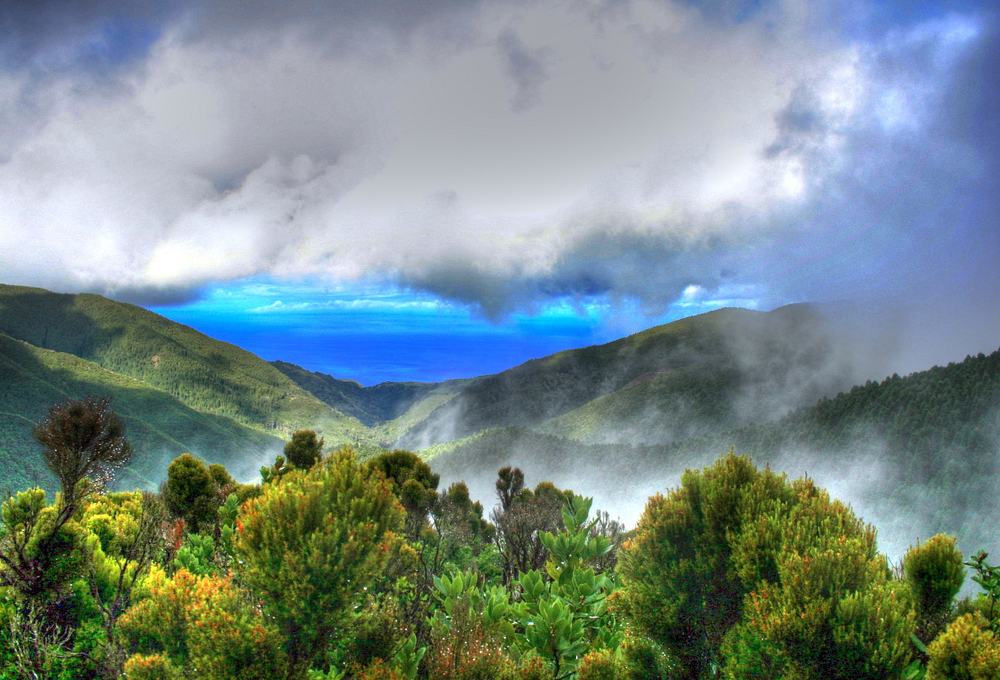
396;304;860;448
0;285;367;443
0;333;283;492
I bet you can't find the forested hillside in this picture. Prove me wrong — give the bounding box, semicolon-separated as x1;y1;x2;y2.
272;359;448;426
0;333;282;491
428;347;1000;564
0;285;366;441
354;304;893;449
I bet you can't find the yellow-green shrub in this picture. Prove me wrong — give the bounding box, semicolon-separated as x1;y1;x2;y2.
235;448;403;678
123;654;182;680
904;534;964;640
119;567;286;679
577;648;620;680
926;612;1000;680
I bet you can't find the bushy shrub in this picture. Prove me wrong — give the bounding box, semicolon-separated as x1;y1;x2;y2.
618;633;677;679
926;612;1000;679
161;453;219;533
577;648;619;680
236;448;403;677
904;534;965;640
119;567;286;679
619;452;916;679
284;429;325;470
123;653;182;680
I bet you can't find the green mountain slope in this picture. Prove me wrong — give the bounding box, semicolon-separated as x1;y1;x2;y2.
271;360;443;427
0;285;367;443
0;333;283;492
394;304;875;448
426;347;1000;561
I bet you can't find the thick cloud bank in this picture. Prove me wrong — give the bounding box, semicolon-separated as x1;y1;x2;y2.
0;1;997;329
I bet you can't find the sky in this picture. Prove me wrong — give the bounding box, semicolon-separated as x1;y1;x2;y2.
1;0;998;384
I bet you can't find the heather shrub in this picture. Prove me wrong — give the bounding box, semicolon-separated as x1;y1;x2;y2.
904;534;965;640
619;452;916;679
926;612;1000;679
235;448;403;677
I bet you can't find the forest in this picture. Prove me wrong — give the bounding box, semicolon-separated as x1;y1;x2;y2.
1;397;998;679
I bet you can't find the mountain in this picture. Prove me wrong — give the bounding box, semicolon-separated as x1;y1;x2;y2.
425;347;1000;563
0;284;367;440
271;360;448;427
0;333;282;491
372;304;894;449
0;284;372;491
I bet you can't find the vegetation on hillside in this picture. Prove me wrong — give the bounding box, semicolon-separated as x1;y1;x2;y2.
0;333;283;492
1;400;996;679
390;304;870;449
0;285;366;441
429;347;1000;572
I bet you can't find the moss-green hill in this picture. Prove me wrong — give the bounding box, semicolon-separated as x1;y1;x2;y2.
392;304;867;448
425;347;1000;562
0;332;283;492
0;285;367;443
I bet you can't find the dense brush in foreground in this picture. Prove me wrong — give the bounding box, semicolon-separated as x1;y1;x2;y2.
0;398;998;679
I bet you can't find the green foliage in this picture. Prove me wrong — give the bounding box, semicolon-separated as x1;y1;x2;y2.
430;494;621;679
514;495;623;677
235;448;404;678
285;429;325;469
925;613;1000;679
617;633;677;679
367;450;440;538
119;567;287;679
123;653;183;680
171;533;216;576
161;453;219;533
965;551;1000;630
620;452;917;679
576;648;619;680
905;534;965;640
0;488;91;597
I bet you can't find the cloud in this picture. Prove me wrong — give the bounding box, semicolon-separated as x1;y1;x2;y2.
497;28;549;111
0;1;997;335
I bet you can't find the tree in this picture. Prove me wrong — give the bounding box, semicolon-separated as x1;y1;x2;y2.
161;453;219;534
367;450;439;539
619;452;916;679
0;397;131;599
33;396;132;520
235;448;403;678
490;468;569;583
284;429;324;470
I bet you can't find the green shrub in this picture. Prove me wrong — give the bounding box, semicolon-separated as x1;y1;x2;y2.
926;613;1000;679
123;653;183;680
284;429;324;469
161;453;219;533
904;534;964;640
119;568;287;679
620;452;916;679
577;648;620;680
236;448;403;677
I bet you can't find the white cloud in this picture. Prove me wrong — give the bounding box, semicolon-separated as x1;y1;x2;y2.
0;1;995;322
